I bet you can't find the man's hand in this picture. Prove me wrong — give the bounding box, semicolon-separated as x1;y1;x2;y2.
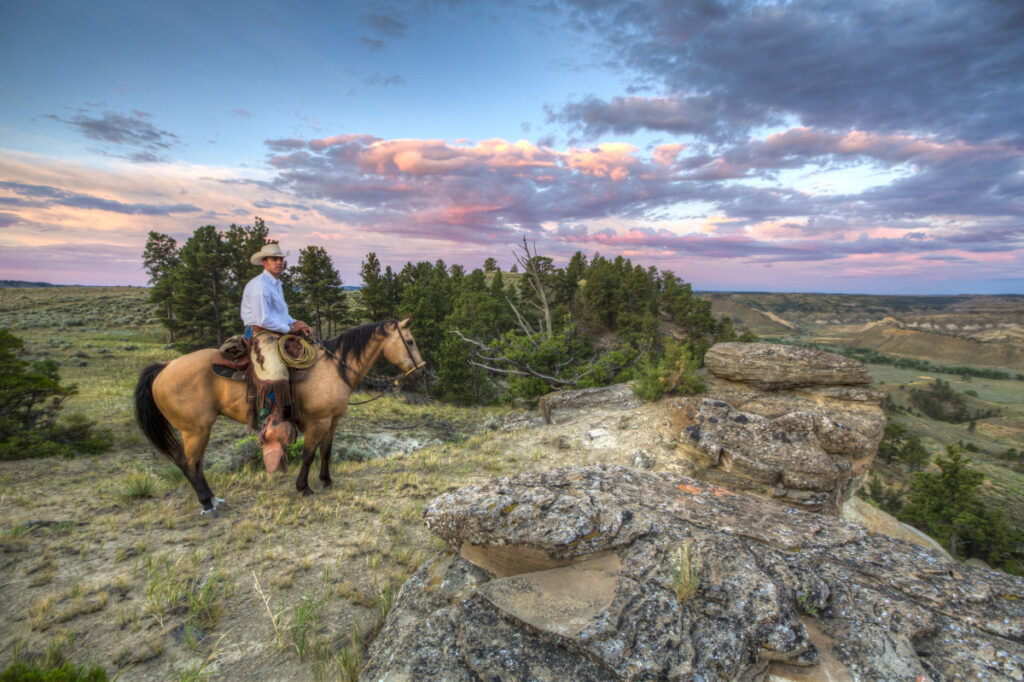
290;320;313;337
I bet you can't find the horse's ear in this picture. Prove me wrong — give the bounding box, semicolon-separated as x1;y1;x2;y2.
399;316;413;327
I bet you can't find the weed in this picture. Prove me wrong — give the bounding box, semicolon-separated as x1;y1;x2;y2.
155;465;187;488
118;470;158;503
336;624;364;682
287;593;326;658
667;542;701;603
188;566;235;631
252;570;285;648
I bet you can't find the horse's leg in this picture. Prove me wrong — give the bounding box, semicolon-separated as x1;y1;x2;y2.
296;420;330;496
319;417;340;487
179;426;218;514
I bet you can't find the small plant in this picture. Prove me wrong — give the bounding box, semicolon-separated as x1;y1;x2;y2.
632;339;705;402
118;470;158;502
796;591;820;616
287;593;326;658
667;542;701;603
336;624;364;682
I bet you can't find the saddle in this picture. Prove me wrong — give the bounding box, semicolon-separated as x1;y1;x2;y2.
210;334;315;382
212;335;249;381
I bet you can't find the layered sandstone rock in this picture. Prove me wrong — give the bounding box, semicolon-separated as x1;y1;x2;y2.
362;466;1024;681
670;343;886;514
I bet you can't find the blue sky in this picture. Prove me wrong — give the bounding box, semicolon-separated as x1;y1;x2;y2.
1;0;1022;293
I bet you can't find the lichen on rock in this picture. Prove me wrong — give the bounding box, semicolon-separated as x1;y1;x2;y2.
362;466;1024;681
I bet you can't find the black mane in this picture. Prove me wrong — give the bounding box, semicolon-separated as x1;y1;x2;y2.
321;320;397;385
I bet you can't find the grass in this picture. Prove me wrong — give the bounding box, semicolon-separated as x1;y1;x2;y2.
1;285;1019;679
668;542;701;603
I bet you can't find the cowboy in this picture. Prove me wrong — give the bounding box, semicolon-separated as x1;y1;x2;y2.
240;241;312;445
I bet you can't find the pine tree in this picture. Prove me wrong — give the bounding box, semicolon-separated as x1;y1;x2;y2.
173;225;232;346
294;245;345;338
142;231;180;343
900;445;1021;572
0;329;110;459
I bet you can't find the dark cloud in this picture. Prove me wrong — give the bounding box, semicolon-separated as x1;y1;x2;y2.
549;95;777;142
362;9;408;37
0;212;21;228
560;0;1024;145
46;108;181;162
0;181;201;216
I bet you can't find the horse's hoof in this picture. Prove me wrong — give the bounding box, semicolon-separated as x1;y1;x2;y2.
320;479;333;488
213;497;226;507
300;487;315;497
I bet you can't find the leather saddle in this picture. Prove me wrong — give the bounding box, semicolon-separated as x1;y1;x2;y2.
212;354;249;381
212;335;249;381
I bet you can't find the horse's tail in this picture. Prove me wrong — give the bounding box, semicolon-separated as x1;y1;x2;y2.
134;362;181;460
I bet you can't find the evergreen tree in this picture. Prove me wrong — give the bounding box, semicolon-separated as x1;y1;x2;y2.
0;329;110;459
172;225;232;346
359;252;400;321
900;445;1021;573
223;218;270;299
483;257;499;273
294;245;345;338
141;231;179;342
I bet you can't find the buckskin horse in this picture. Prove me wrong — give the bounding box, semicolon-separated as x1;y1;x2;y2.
133;319;425;514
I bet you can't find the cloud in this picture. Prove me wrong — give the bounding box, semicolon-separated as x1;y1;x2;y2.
550;95;776;142
257;127;1024;277
361;9;408;38
46;108;181;162
562;0;1024;145
233;109;252;119
0;181;201;216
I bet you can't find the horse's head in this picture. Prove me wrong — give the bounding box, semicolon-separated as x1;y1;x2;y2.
382;317;425;380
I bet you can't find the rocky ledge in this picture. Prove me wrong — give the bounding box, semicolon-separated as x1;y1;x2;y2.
542;343;887;515
362;466;1024;681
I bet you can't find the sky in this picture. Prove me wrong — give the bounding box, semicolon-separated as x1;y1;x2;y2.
1;0;1022;294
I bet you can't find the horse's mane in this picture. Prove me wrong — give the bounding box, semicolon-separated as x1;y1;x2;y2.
321;320;397;386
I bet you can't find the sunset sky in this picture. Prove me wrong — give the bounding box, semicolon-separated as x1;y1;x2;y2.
1;0;1022;293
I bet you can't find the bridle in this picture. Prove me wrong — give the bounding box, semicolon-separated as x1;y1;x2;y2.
322;322;425;400
395;323;427;380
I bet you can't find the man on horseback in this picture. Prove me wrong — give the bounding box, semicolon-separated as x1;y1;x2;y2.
241;241;312;468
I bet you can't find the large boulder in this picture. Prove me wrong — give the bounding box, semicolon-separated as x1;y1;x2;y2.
704;343;872;390
362;466;1024;681
666;343;886;514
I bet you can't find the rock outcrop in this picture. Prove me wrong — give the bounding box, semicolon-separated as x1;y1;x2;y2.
362;466;1024;681
539;343;887;515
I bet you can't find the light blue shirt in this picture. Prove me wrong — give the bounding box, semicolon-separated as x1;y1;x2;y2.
240;270;295;333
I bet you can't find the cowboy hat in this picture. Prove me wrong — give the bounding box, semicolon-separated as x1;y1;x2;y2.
250;242;289;265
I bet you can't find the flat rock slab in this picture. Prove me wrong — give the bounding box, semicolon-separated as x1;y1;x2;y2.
705;343;873;390
363;466;1024;681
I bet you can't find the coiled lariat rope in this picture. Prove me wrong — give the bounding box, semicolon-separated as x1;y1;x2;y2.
278;334;318;369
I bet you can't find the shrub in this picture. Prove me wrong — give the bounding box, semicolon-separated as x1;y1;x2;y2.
632;340;705;402
0;329;111;460
0;660;107;682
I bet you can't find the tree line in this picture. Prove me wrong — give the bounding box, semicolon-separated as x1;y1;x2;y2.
143;218;351;346
144;224;752;404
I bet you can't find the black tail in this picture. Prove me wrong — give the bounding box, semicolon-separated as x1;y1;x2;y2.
134;362;181;460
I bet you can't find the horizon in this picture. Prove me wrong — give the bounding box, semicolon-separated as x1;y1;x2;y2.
1;1;1022;295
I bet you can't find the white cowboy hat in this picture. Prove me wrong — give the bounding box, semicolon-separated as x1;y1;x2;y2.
250;242;289;265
